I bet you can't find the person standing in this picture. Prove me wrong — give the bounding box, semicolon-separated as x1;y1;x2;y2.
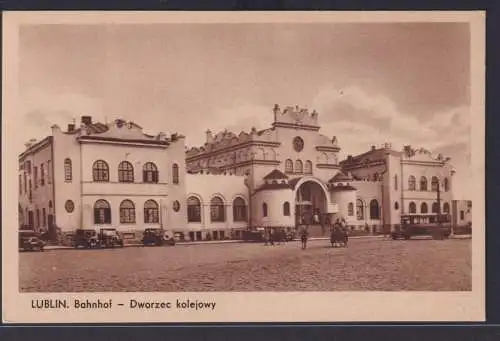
300;226;308;250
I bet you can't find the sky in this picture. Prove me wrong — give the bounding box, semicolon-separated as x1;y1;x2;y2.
18;22;471;199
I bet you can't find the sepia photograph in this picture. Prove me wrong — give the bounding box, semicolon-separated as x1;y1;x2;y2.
2;11;485;323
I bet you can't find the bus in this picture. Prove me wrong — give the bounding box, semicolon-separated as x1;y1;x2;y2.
391;214;452;240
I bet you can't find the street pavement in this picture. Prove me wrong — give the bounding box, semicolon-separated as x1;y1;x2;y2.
19;237;471;292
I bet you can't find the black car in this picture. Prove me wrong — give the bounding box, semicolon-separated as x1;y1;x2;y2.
74;229;99;249
18;231;45;252
98;228;125;248
142;228;176;246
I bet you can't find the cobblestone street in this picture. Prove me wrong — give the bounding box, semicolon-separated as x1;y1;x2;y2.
19;238;472;292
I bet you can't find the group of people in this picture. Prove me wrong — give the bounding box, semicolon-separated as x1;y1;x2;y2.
262;211;349;250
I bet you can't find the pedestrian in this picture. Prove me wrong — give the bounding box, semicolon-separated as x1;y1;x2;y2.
300;226;308;250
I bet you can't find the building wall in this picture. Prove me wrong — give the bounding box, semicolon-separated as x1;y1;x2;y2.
329;189;357;225
185;173;249;232
452;200;472;227
252;189;295;227
350;180;383;227
52;127;83;232
384;153;402;227
18;140;54;231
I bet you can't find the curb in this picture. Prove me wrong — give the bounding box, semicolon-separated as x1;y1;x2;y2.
39;234;472;251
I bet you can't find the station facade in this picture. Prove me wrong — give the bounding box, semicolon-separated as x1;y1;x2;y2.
18;105;462;241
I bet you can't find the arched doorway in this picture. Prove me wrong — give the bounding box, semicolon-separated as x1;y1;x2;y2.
295;179;329;225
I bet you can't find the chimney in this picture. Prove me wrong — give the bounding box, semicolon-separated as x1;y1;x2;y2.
347;155;353;162
67;124;76;132
81;115;92;125
371;145;376;151
206;129;213;144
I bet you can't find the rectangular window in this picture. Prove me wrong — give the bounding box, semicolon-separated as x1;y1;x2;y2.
460;210;465;220
40;163;45;186
34;166;38;188
42;208;46;227
19;174;22;195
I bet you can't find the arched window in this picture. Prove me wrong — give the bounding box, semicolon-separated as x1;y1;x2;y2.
144;200;159;223
432;202;439;214
444;178;450;192
93;160;109;182
64;158;72;182
420;176;428;191
373;173;379;181
369;199;380;219
187;196;201;222
233;197;247;222
431;176;439;192
443;202;450;214
210;196;225;222
41;164;45;186
119;200;136;223
94;199;111;224
421;202;428;214
408;175;416;191
143;162;159;183
263;202;268;217
283;202;290;216
172;163;179;184
36;209;40;228
348;202;354;216
295;160;303;173
394;201;399;210
118;161;134;182
356;199;364;220
409;202;416;213
285;159;293;173
304;160;313;174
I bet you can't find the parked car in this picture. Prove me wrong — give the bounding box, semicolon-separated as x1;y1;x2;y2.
74;229;99;249
142;228;176;246
18;230;45;252
97;228;124;248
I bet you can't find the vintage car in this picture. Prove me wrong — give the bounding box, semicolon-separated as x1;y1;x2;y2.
98;228;124;248
74;229;99;249
141;228;176;246
391;214;452;240
18;231;45;252
242;228;265;243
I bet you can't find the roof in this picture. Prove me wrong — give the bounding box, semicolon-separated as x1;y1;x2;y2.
263;169;289;180
254;182;291;193
329;172;353;182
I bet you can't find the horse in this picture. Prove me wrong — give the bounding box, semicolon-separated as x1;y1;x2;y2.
330;227;348;248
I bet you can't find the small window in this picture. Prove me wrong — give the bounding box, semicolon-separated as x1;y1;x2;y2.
119;199;136;223
40;163;45;186
144;200;159;223
460;210;465;220
304;160;313;174
94;199;111;224
64;158;72;182
420;177;428;191
356;199;364;220
409;202;416;213
118;161;134;183
233;197;247;222
42;208;46;227
408;175;416;191
34;166;38;188
394;201;399;210
263;202;268;217
93;160;109;182
444;178;450;192
47;160;52;184
187;196;201;222
421;202;428;214
394;174;398;190
295;160;303;173
143;162;159;183
285;159;293;173
172;163;179;184
369;199;380;219
283;202;290;216
210;196;225;222
348;202;354;216
431;176;439;192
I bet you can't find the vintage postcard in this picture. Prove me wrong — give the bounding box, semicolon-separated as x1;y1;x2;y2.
2;11;485;323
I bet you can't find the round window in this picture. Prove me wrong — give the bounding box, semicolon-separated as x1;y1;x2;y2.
394;201;399;210
293;136;304;152
65;200;75;213
173;200;181;212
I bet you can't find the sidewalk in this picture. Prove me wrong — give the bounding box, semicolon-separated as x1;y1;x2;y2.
41;233;471;251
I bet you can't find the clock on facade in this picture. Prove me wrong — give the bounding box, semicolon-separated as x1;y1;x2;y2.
293;136;304;152
65;200;75;213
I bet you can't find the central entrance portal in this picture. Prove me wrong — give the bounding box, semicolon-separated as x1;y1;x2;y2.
295;180;328;225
